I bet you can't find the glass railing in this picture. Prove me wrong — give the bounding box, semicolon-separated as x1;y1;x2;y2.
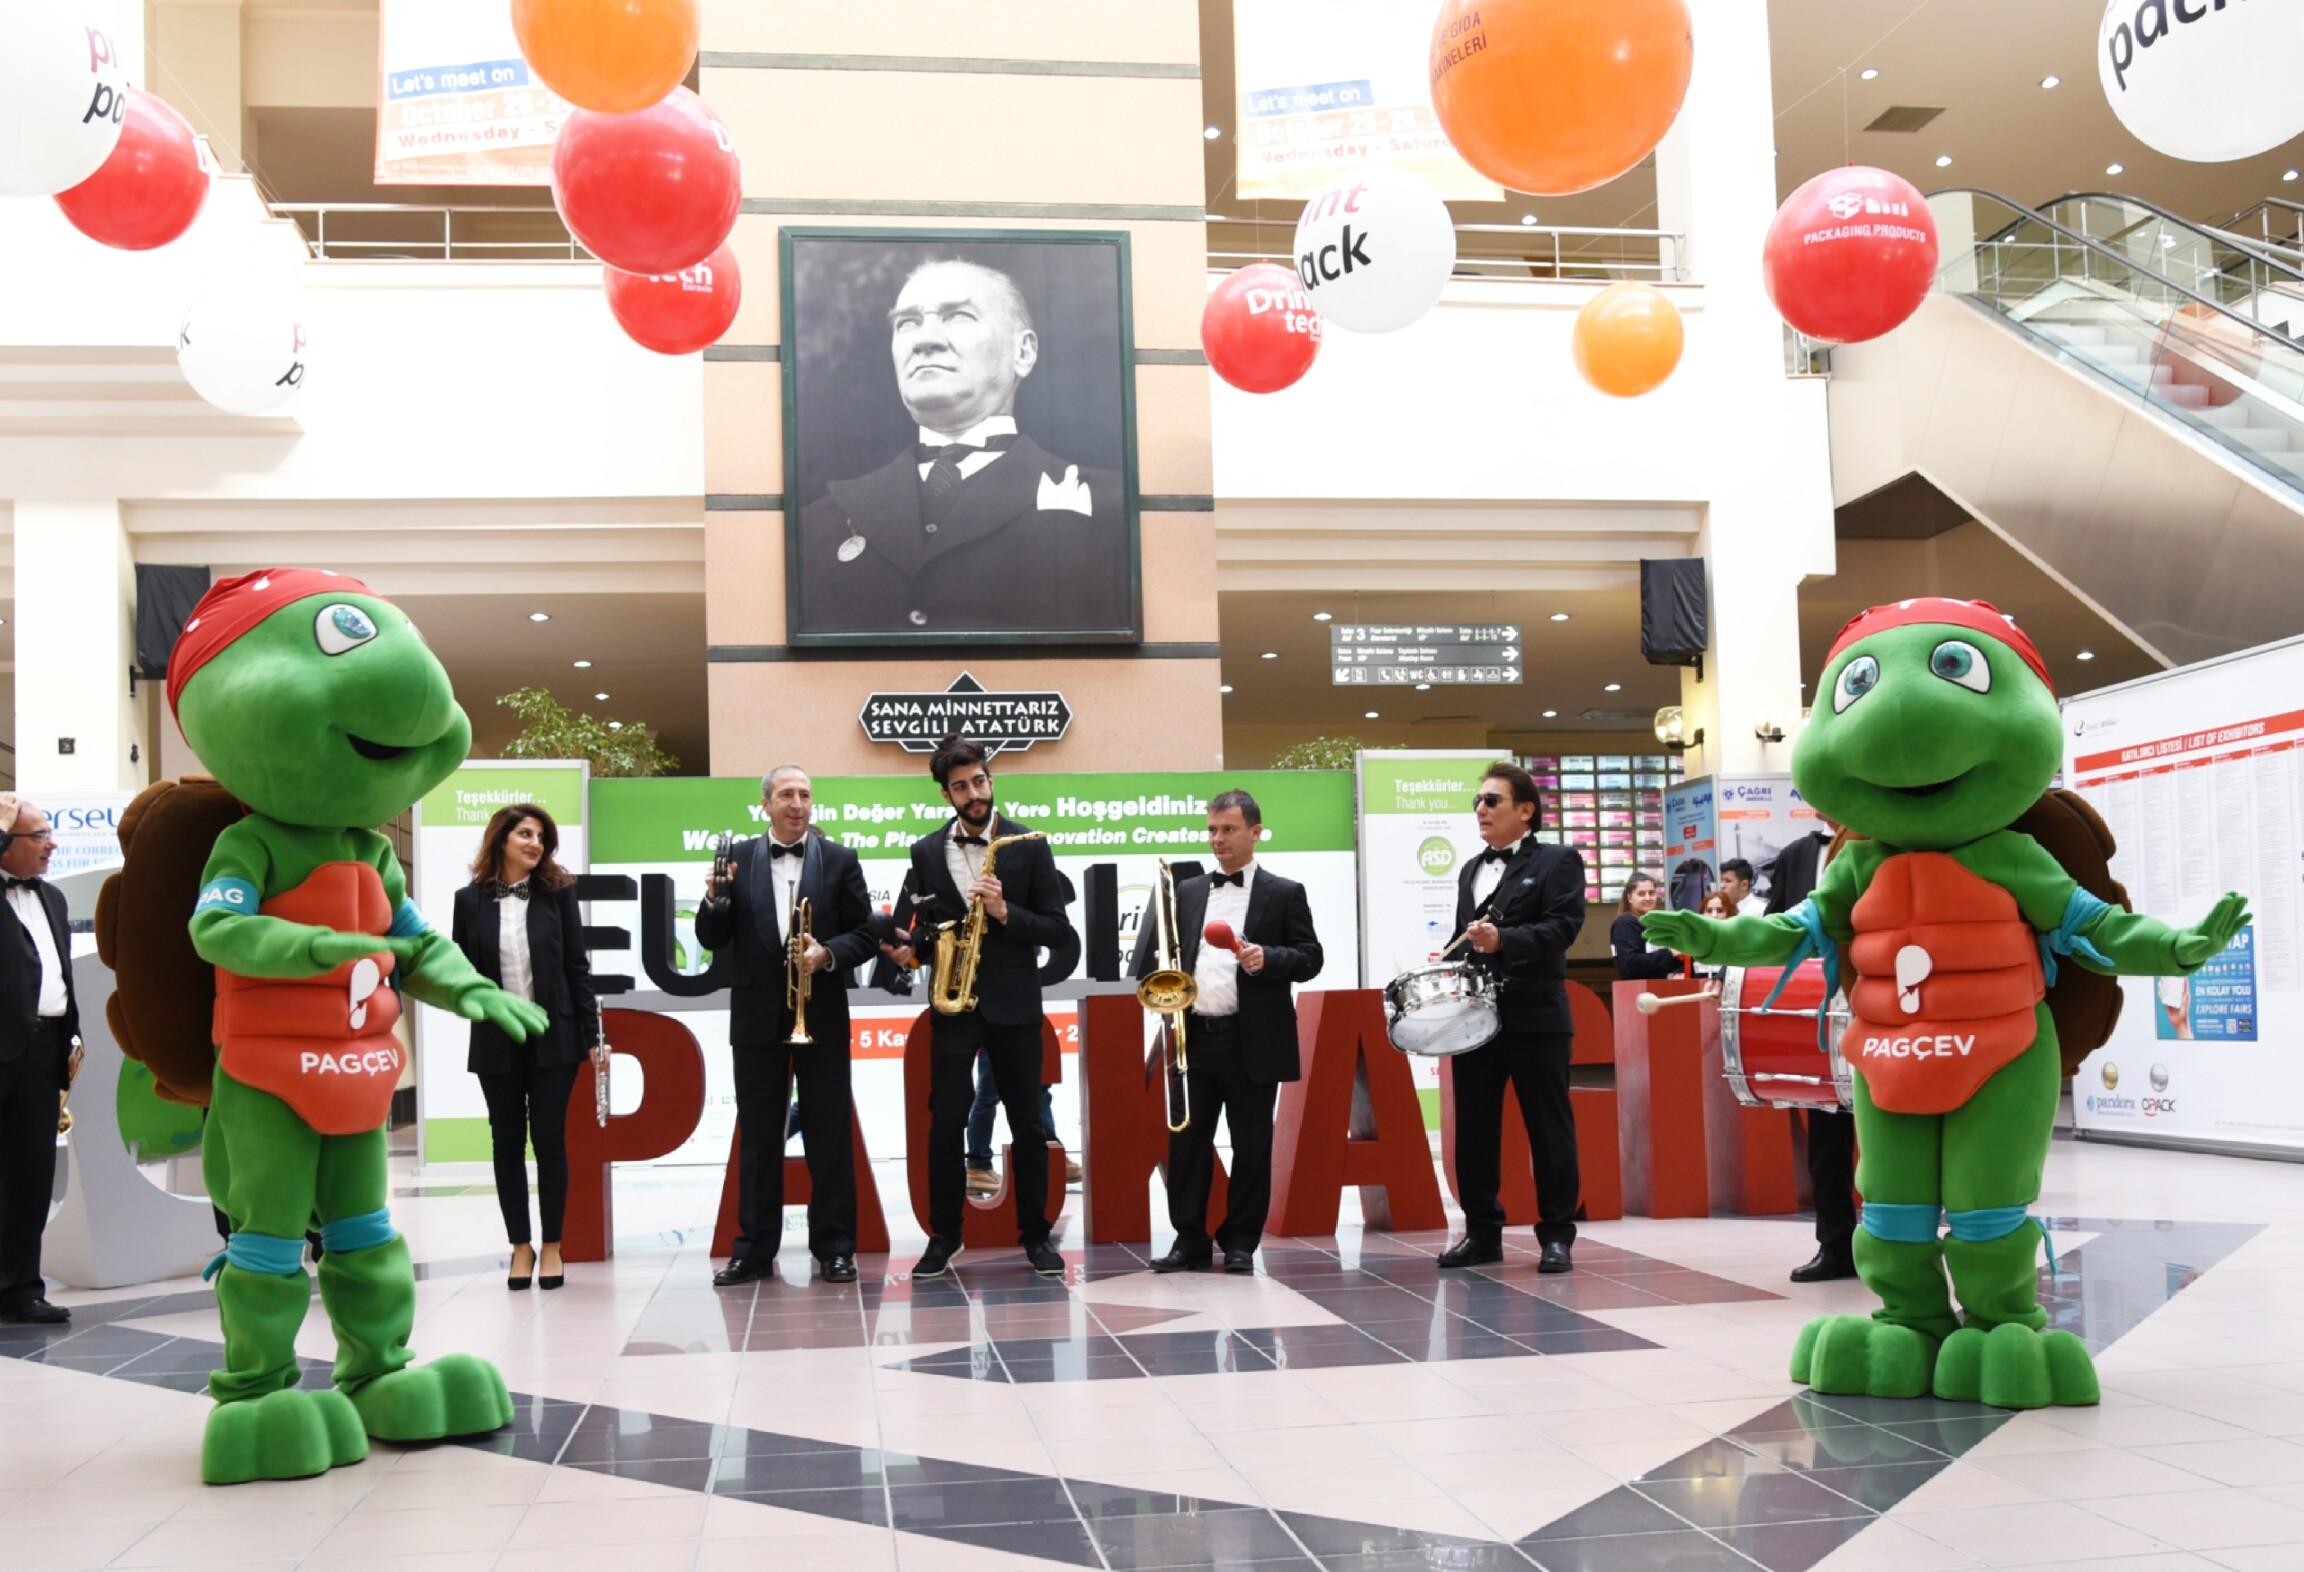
1936;188;2304;498
2034;192;2304;336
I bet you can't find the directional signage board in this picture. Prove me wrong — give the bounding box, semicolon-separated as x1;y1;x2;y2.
1330;623;1522;685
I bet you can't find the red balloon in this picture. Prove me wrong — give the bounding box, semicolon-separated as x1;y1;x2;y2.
1763;166;1940;346
1203;921;1239;952
551;86;740;276
1202;263;1322;394
54;90;209;251
604;242;742;355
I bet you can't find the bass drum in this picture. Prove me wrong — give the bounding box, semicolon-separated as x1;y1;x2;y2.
1720;960;1853;1109
1383;963;1500;1057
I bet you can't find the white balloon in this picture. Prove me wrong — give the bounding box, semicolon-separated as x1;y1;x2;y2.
2098;0;2304;163
178;290;309;417
0;1;128;196
1289;165;1457;334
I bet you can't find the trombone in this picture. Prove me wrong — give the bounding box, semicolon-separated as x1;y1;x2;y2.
1135;858;1197;1133
786;896;814;1046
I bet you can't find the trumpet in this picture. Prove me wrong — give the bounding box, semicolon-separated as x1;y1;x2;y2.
786;896;815;1046
59;1038;83;1136
930;831;1046;1015
1136;858;1198;1133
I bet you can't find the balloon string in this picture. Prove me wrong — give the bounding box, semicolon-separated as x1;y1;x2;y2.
142;45;288;209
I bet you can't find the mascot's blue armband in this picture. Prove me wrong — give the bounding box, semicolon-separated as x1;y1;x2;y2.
193;877;261;918
1758;898;1843;1053
2039;887;2116;986
387;900;428;940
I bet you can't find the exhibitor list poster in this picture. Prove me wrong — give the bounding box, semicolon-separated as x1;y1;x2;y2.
2066;636;2304;1152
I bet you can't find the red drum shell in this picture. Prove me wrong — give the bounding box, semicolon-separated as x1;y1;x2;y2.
1719;960;1852;1110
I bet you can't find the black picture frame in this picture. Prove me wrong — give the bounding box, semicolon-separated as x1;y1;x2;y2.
779;226;1143;648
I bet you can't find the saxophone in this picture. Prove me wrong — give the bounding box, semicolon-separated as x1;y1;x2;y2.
930;831;1046;1016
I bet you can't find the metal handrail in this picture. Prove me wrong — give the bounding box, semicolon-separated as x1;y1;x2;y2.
1205;217;1684;283
268;202;588;262
2042;190;2304;285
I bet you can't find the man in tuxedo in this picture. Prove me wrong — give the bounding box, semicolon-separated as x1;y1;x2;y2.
1130;789;1322;1275
794;257;1131;638
696;766;878;1287
1766;818;1856;1283
1444;763;1588;1275
889;736;1075;1278
0;796;77;1324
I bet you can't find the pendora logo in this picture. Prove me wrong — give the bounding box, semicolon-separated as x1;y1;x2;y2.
2100;1060;2121;1090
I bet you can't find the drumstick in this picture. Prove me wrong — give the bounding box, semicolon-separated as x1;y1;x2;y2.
1635;987;1719;1016
1437;901;1496;960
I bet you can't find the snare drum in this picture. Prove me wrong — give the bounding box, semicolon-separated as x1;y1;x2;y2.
1719;960;1854;1109
1383;963;1501;1057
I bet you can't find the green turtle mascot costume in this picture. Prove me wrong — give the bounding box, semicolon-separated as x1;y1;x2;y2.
1643;597;2252;1410
153;568;548;1483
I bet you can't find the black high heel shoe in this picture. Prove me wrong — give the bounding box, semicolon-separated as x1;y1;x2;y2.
538;1244;564;1291
507;1243;534;1291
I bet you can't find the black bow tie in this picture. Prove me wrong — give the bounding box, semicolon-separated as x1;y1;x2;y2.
1476;846;1513;867
953;832;988;847
493;880;529;900
916;433;1018;464
4;877;37;892
1209;870;1245;889
769;841;806;860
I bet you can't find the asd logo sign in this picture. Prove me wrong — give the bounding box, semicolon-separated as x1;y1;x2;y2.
1416;836;1458;877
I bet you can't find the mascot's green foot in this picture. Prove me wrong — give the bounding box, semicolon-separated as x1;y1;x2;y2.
1933;1323;2099;1409
202;1387;369;1485
346;1353;513;1443
1791;1314;1939;1399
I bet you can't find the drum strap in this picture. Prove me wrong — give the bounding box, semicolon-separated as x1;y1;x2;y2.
2038;887;2116;986
1757;898;1843;1053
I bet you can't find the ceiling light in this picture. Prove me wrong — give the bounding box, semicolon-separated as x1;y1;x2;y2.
593;692;609;701
1260;650;1278;660
527;611;550;623
607;720;623;730
1549;612;1570;623
2040;74;2060;89
1859;67;1879;81
1934;154;1953;168
1415;682;1431;691
2286;170;2300;182
1520;214;1538;226
1312;610;1332;622
2076;650;2096;662
1363;710;1380;720
1219;683;1234;694
1603;682;1622;693
1203;125;1221;141
1541;709;1559;719
2106;162;2124;175
572;659;592;669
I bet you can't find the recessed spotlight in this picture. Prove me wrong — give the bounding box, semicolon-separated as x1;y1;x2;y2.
2076;650;2096;662
607;720;623;731
1549;612;1570;623
2040;74;2061;89
527;611;550;623
593;692;609;701
1603;682;1622;693
1363;710;1380;720
1312;610;1333;622
2286;170;2300;183
1203;125;1221;141
1520;214;1539;227
2106;162;2124;176
1260;651;1279;660
1859;67;1880;81
572;659;593;669
1219;683;1234;694
1415;682;1432;691
1934;154;1953;168
1541;709;1559;719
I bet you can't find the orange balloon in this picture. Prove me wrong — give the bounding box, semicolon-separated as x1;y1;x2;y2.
1572;282;1684;398
513;0;699;115
1430;0;1694;197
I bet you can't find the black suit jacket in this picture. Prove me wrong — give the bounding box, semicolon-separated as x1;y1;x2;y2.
1453;838;1588;1036
896;815;1075;1029
1;881;79;1078
1764;832;1834;915
452;881;600;1074
694;834;877;1049
1611;912;1680;980
795;433;1131;636
1128;864;1323;1085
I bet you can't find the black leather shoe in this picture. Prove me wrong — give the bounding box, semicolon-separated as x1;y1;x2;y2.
713;1257;768;1287
1222;1252;1255;1275
1437;1237;1504;1269
1150;1247;1213;1274
1539;1241;1574;1275
1790;1249;1857;1283
1026;1240;1067;1277
820;1254;858;1284
0;1298;68;1325
913;1237;964;1279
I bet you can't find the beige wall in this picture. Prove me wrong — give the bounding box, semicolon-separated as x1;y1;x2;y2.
698;6;1215;778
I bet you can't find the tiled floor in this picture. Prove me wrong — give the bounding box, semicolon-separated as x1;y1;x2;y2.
10;1132;2304;1569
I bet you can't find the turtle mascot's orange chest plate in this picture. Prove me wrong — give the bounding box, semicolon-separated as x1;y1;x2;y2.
212;861;403;1135
1842;851;2043;1115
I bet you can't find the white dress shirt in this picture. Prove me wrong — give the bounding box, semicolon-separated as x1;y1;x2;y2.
496;887;534;1003
1738;892;1768;917
944;824;990;915
916;414;1017;482
765;832;806;936
6;882;66;1018
1190;862;1256;1018
1469;840;1520;911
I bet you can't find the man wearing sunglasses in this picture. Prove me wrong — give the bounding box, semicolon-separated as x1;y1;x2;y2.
0;796;78;1324
1445;763;1587;1274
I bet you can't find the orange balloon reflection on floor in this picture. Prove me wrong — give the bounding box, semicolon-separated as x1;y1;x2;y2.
1429;0;1694;197
512;0;699;115
1572;282;1685;398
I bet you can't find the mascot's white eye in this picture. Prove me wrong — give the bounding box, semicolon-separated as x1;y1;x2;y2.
1832;655;1880;713
315;603;378;656
1929;639;1991;694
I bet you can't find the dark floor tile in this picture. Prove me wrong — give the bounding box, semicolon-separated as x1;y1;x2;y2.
1522;1488;1692;1542
711;1447;889;1492
1232;1324;1382;1351
31;1352;135;1372
1072;1479;1263;1519
1634;1471;1872;1530
1709;1514;1877;1572
1800;1393;2001;1425
880;1453;1036;1488
726;1427;871;1458
887;1476;1084;1528
118;1368;214;1393
1633;1438;1785;1483
926;1519;1105;1566
1734;1424;1942;1473
1519;1279;1677;1311
742;1327;868;1350
1522;1530;1746;1570
1086;1506;1307;1568
1512;1327;1656;1354
571;1454;718;1491
1280;1514;1501;1555
1800;1460;1949;1513
1323;1550;1538;1571
713;1483;890;1525
558;1423;727;1464
1267;1341;1409;1371
1871;1414;2009;1456
1385;1330;1540;1363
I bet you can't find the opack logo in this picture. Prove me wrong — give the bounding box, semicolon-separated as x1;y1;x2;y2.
1416;836;1457;877
2143;1061;2176;1118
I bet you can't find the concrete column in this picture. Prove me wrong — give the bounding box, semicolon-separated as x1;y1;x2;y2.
13;501;146;792
144;0;244;172
1653;3;1833;779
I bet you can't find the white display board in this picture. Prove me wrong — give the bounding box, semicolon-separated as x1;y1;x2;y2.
1658;774;1820;909
2065;636;2304;1153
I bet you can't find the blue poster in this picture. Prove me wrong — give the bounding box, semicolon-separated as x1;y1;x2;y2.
2154;926;2258;1042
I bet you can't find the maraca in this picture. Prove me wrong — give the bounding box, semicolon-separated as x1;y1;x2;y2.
1203;921;1238;952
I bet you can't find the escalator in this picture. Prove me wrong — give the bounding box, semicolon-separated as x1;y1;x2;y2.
1825;188;2304;667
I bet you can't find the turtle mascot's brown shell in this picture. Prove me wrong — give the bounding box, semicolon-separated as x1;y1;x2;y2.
93;776;247;1107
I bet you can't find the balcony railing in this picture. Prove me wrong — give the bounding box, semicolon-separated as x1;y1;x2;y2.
271;203;588;262
1206;216;1685;283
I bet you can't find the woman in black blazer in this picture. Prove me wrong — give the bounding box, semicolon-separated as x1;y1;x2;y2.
451;803;599;1289
1611;871;1681;980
